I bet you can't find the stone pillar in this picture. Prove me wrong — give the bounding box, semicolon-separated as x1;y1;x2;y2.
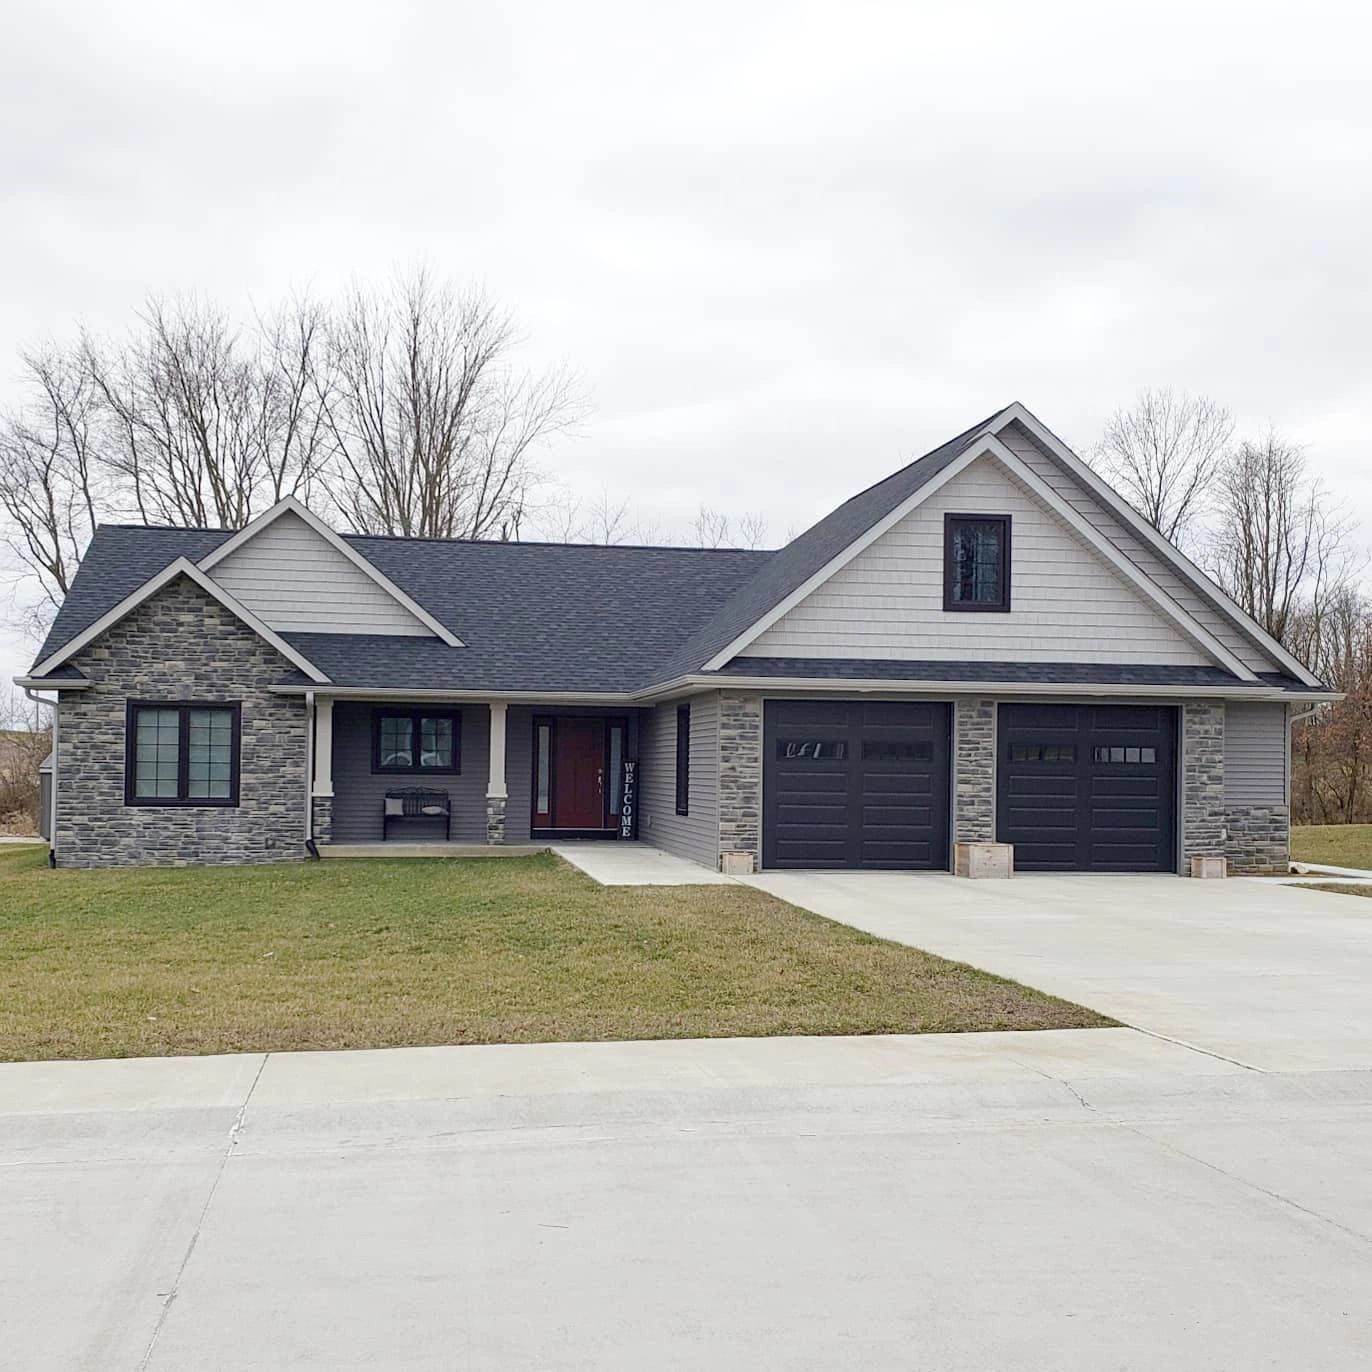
718;692;761;870
486;702;508;845
310;795;334;845
310;697;334;845
486;796;507;845
954;699;996;843
1183;702;1225;865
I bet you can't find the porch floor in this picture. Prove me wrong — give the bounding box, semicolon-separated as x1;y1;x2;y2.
319;842;549;860
551;841;734;887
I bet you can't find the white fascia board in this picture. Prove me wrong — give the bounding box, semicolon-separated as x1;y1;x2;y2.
703;428;1257;680
700;439;993;669
998;402;1321;687
266;685;639;705
979;435;1258;680
12;674;91;690
32;558;331;684
643;674;1341;704
198;496;465;648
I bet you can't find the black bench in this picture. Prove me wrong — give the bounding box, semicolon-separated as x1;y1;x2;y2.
382;788;451;841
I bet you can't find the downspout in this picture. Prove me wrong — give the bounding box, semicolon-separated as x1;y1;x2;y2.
23;687;57;867
1287;701;1319;823
303;690;320;859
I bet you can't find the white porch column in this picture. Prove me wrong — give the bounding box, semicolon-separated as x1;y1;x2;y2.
486;701;508;845
487;701;508;799
312;697;334;796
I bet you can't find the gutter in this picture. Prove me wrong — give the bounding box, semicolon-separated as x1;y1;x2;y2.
13;674;90;691
633;674;1345;705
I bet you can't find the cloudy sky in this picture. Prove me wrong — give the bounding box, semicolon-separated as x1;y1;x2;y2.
3;0;1370;685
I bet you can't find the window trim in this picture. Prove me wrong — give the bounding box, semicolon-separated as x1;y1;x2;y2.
943;512;1011;613
124;700;242;808
675;704;691;816
370;707;463;775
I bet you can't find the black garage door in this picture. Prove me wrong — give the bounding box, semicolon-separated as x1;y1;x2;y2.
997;704;1177;871
763;700;951;870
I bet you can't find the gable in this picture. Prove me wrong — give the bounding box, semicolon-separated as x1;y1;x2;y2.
205;510;433;637
739;455;1215;666
996;420;1282;675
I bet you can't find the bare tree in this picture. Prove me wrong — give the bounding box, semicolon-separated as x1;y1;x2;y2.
322;271;583;540
1209;430;1357;647
691;505;769;549
0;347;103;621
0;685;50;832
581;489;632;545
1093;389;1233;546
84;294;331;528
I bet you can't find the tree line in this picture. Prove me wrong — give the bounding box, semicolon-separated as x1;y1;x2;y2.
1092;389;1366;823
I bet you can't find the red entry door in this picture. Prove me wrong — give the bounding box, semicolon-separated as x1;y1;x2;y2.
553;719;606;828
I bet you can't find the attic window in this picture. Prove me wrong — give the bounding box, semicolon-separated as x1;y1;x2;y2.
943;514;1010;612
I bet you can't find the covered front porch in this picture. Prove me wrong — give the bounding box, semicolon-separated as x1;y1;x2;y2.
308;698;644;849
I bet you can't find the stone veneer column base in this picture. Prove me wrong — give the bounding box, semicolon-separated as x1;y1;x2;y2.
717;692;762;869
1182;702;1225;869
310;796;334;845
486;796;507;845
954;699;996;844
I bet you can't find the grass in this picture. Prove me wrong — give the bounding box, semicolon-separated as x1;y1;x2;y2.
1303;884;1372;901
0;846;1107;1061
1291;824;1372;869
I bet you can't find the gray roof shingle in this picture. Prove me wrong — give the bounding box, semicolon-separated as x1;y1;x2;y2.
30;406;1322;696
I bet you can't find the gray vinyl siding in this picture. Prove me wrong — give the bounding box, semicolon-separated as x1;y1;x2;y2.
503;706;642;843
744;455;1209;664
1000;423;1281;674
329;701;490;841
639;693;720;868
1224;701;1289;805
208;511;431;636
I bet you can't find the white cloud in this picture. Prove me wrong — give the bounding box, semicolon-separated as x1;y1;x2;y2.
3;0;1371;679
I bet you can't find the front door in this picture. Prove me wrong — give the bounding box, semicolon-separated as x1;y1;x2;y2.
554;718;606;828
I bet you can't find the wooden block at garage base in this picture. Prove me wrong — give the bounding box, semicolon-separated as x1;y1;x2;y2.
1189;855;1228;878
954;842;1014;879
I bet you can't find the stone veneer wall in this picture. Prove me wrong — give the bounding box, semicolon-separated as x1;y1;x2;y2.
1182;702;1226;863
717;692;762;865
953;699;996;843
57;574;309;868
486;796;506;844
1225;804;1290;874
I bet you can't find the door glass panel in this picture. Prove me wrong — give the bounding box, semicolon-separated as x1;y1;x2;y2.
608;725;624;816
776;739;848;760
535;724;551;815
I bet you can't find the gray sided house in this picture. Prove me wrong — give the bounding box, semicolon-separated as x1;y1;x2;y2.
18;403;1335;875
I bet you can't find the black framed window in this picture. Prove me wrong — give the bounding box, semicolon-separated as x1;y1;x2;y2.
1093;745;1157;765
675;704;690;816
125;701;241;806
372;709;461;773
944;514;1010;612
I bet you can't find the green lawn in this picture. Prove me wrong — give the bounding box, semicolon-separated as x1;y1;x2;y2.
1303;884;1372;901
1291;824;1372;869
0;847;1106;1061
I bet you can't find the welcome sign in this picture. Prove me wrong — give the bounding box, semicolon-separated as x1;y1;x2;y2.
618;759;638;839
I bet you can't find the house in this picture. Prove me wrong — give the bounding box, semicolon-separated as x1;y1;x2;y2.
15;402;1335;875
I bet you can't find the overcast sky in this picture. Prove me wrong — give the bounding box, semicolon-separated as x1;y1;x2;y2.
3;0;1371;687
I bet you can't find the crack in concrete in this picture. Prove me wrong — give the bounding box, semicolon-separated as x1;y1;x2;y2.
135;1052;269;1371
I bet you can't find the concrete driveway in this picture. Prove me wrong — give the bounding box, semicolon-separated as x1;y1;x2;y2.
744;872;1372;1071
3;1036;1372;1370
